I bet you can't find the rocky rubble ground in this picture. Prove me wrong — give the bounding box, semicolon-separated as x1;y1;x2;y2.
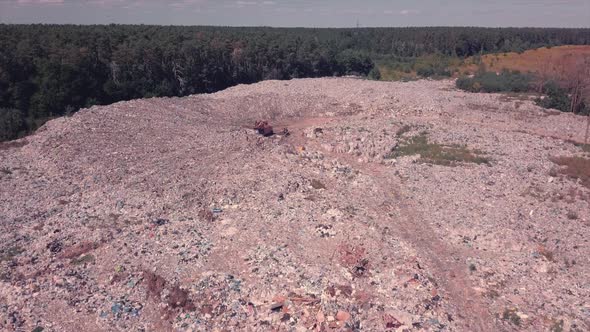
0;78;589;331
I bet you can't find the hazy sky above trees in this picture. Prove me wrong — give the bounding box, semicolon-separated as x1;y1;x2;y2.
1;0;588;27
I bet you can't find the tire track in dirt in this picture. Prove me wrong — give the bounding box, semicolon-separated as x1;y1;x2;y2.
283;115;496;331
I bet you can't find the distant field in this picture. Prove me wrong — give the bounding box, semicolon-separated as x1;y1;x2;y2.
376;55;463;81
462;45;590;74
377;46;590;81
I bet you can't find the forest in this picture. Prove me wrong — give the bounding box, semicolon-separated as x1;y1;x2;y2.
2;25;590;141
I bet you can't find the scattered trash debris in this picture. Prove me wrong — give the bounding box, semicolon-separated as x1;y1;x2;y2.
153;218;168;226
288;294;320;305
502;307;522;326
46;239;63;254
339;243;370;278
352;258;370;278
383;314;403;329
198;209;215;222
315;224;335;238
110;300;143;319
336;310;350;322
270;302;284;312
254;120;274;136
115;200;124;209
111;303;122;315
2;77;589;332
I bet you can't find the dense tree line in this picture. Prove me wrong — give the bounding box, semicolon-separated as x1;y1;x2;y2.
1;24;590;141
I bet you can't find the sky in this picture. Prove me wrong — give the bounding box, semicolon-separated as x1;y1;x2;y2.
0;0;589;28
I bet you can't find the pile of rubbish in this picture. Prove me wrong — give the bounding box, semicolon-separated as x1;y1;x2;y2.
254;121;274;136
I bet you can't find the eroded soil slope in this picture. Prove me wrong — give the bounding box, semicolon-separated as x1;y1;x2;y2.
1;78;589;331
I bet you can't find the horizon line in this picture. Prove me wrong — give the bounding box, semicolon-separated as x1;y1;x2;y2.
1;23;589;29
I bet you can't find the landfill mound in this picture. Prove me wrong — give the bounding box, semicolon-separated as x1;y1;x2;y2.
1;78;589;331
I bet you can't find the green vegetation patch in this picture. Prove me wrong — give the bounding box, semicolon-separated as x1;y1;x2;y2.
456;69;532;93
551;156;590;189
71;254;96;265
386;133;490;166
457;70;590;115
550;319;564;332
375;54;460;81
311;179;327;190
502;308;522;326
0;245;24;262
395;124;413;137
572;142;590;153
536;81;590;115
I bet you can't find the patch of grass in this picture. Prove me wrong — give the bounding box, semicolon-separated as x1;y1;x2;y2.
395;125;412;137
375;56;416;81
535;81;589;115
144;270;167;299
567;210;579;220
311;179;326;190
71;254;95;265
413;54;455;78
386;133;491;166
551;156;590;189
457;69;532;93
550;319;564;332
375;54;462;81
485;289;500;299
59;241;97;259
467;102;500;113
572;142;590;153
498;93;534;103
143;270;195;311
502;308;521;326
0;245;24;262
0;139;28;151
